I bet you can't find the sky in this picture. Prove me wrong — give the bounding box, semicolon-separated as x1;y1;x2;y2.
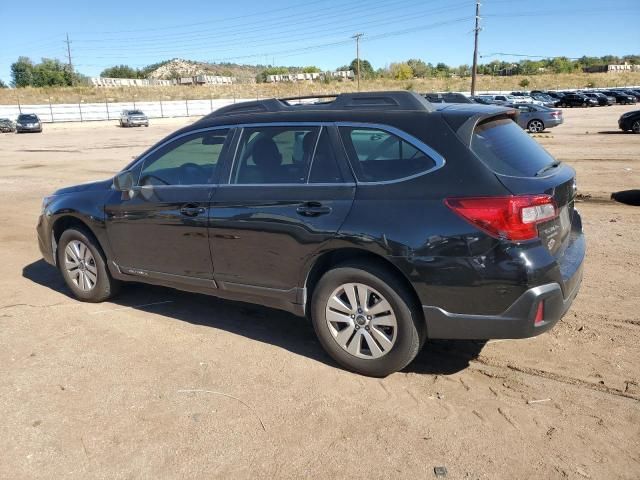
1;0;639;84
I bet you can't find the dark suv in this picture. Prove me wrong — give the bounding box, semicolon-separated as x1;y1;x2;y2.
37;92;585;377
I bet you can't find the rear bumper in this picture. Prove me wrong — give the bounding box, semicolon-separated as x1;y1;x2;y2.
423;226;584;342
424;262;582;339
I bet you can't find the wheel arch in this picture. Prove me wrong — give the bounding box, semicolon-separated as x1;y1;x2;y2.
304;248;424;323
51;215;108;267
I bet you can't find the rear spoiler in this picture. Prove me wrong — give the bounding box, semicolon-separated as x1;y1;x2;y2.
439;105;518;147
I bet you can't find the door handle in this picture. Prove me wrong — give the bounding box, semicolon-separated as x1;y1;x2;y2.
180;204;205;217
296;202;332;217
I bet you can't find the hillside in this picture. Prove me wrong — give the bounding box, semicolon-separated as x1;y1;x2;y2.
2;72;639;105
145;59;261;80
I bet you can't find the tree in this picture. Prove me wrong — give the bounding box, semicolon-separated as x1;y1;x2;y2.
100;65;142;79
349;58;374;79
389;62;413;80
406;58;430;78
519;78;530;88
435;62;450;76
10;57;34;87
32;58;70;87
0;79;7;88
302;66;321;73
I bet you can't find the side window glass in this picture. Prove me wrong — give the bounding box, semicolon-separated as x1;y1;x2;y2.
232;126;319;184
309;128;343;183
339;127;436;182
139;129;229;186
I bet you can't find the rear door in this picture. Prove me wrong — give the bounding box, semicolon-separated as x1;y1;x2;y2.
209;124;355;293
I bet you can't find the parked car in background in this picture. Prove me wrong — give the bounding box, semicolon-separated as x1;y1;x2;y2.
509;104;563;133
582;92;614;106
119;110;149;128
471;96;494;105
602;90;636;105
422;92;473;104
510;92;544;105
545;91;566;102
475;94;523;105
36;91;585;377
530;93;560;107
558;93;598;108
0;118;16;133
618;110;640;133
15;114;43;133
615;89;640;102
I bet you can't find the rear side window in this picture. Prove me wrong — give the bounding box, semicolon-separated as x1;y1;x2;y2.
472;118;555;177
232;126;319;184
339;127;436;182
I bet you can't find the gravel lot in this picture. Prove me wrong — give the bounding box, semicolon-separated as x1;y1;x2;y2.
1;105;639;479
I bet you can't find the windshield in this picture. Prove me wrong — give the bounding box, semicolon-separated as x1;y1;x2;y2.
18;114;38;121
129;110;144;115
471;118;556;177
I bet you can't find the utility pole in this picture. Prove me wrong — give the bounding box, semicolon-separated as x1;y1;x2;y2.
470;1;481;95
65;33;74;86
352;33;364;91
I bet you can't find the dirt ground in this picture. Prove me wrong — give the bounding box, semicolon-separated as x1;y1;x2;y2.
1;104;639;480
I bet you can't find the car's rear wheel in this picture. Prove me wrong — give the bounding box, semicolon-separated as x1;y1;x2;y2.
311;262;424;377
632;120;640;134
58;228;119;302
527;119;545;133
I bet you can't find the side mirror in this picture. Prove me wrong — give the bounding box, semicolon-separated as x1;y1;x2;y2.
113;171;135;192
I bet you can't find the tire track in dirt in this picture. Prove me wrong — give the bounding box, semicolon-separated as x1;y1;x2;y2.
471;355;640;402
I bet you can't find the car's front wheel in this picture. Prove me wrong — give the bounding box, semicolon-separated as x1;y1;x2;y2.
527;119;545;133
58;227;119;302
311;262;424;377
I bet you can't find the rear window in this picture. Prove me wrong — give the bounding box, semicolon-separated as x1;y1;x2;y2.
471;118;556;177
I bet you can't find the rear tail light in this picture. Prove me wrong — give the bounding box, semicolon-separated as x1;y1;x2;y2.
534;301;545;326
445;195;558;241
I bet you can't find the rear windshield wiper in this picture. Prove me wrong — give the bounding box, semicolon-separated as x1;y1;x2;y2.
535;160;561;177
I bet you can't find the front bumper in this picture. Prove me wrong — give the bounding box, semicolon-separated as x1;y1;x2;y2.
16;125;42;132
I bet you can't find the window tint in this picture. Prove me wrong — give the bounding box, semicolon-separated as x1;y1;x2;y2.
232;126;319;184
139;129;229;186
309;128;343;183
339;127;436;182
471;119;555;177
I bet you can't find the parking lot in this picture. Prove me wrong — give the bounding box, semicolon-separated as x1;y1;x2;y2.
1;105;639;479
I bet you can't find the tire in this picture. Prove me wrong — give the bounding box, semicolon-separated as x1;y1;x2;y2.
581;102;586;107
119;120;124;127
527;119;545;133
57;227;119;302
311;262;424;377
632;120;640;134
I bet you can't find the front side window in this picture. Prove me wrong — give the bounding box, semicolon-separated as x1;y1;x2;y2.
231;126;319;184
339;127;436;182
139;129;229;186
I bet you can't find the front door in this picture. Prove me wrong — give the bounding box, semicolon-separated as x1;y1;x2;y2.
209;125;355;293
105;128;231;284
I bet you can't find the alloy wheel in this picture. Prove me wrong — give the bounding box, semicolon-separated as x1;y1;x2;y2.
325;283;398;359
632;121;640;134
529;120;544;133
64;240;98;291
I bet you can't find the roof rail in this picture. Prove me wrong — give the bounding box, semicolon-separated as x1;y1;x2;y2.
209;91;435;118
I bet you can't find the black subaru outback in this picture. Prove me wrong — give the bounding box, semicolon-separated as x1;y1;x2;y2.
37;91;585;376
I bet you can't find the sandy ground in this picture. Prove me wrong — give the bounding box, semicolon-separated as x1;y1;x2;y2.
0;105;639;480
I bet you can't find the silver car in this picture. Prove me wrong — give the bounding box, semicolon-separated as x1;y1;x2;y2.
509;104;563;133
119;109;149;128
